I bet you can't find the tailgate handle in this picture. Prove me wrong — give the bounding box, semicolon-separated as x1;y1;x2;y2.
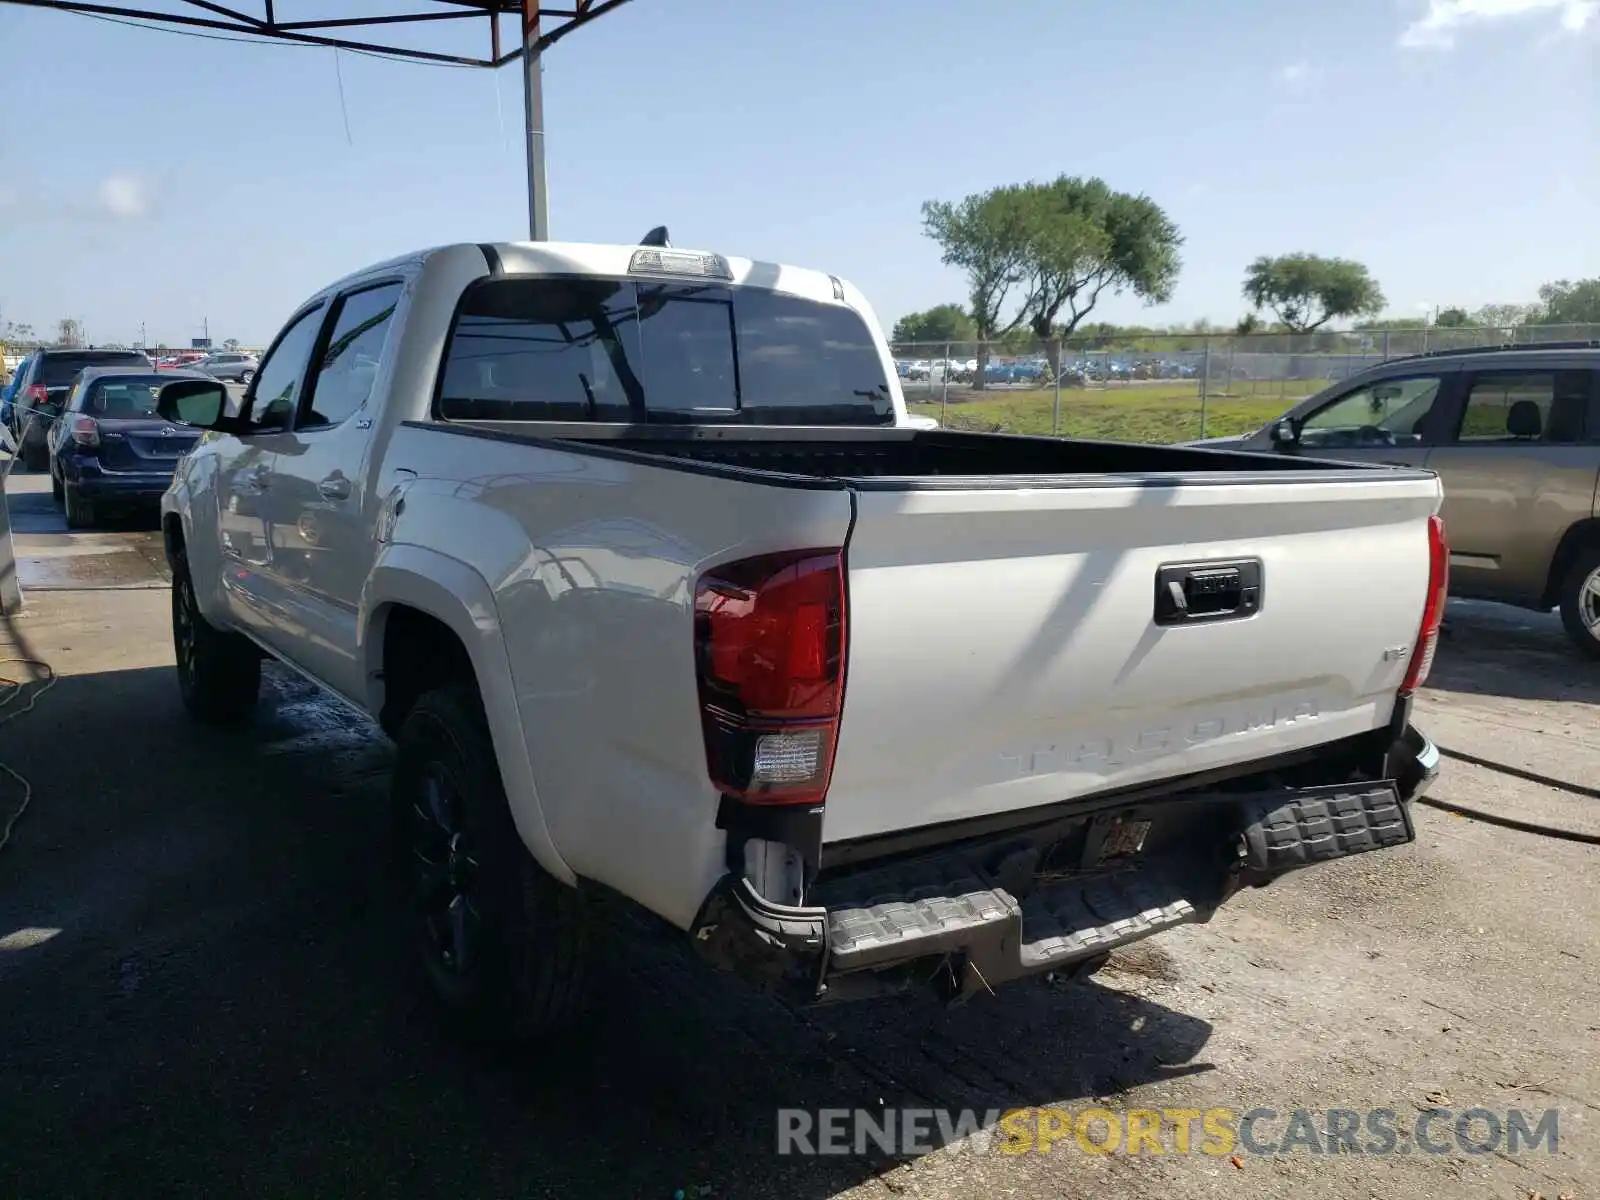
1154;559;1262;626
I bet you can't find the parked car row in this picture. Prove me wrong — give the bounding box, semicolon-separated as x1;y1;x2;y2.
160;350;258;382
7;347;156;469
44;367;206;528
5;348;257;470
1;346;206;528
894;355;1205;387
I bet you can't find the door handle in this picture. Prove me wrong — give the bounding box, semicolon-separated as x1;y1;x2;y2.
1154;559;1264;626
318;476;352;501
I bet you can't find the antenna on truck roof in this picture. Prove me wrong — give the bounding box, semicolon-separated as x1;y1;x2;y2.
640;226;671;248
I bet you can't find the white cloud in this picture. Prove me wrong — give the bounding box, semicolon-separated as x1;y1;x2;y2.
98;174;151;218
1400;0;1598;48
1276;59;1321;87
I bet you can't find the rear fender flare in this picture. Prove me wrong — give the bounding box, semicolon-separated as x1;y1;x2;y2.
361;544;577;887
1542;517;1600;608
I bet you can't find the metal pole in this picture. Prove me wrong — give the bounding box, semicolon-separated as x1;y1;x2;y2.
522;1;549;241
939;342;951;426
0;494;19;615
1051;339;1062;437
1200;338;1211;439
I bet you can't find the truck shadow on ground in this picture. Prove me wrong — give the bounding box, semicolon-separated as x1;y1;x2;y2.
0;664;1216;1200
1425;602;1599;708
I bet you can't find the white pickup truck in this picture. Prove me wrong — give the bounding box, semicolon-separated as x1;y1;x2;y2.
158;238;1445;1041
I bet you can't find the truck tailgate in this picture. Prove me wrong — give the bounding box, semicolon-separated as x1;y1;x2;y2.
822;470;1441;843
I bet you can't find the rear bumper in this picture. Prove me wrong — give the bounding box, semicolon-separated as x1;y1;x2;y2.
64;459;176;500
692;774;1418;1005
1397;726;1440;802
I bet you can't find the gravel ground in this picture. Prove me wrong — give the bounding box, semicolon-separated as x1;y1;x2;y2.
0;483;1595;1200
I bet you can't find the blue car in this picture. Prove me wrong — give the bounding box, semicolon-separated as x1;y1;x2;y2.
1;352;32;432
45;367;203;528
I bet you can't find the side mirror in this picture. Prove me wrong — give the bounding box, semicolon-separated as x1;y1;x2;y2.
156;378;229;428
1269;418;1300;447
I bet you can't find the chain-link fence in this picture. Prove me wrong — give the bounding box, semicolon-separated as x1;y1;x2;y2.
892;324;1600;444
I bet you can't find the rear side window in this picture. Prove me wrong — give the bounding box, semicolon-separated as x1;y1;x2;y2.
437;276;892;425
1455;371;1590;444
40;352;151;387
302;282;403;429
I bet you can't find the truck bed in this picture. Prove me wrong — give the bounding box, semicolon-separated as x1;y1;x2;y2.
427;420;1409;485
396;418;1439;863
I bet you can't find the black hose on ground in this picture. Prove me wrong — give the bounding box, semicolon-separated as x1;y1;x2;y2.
1415;792;1600;847
1437;745;1600;802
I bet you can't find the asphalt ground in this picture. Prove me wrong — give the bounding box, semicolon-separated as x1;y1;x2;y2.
0;468;1595;1200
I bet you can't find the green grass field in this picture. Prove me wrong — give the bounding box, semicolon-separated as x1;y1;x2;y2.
906;380;1329;444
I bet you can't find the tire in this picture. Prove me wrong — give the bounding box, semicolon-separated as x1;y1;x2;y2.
239;368;254;385
50;465;62;503
393;683;590;1043
171;558;261;723
63;484;95;530
1557;544;1600;661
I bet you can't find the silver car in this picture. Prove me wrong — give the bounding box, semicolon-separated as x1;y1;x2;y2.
188;352;258;384
1189;344;1600;658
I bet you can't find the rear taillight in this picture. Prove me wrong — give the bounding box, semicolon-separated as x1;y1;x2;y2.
1398;514;1448;696
69;415;100;447
24;384;47;406
693;549;847;806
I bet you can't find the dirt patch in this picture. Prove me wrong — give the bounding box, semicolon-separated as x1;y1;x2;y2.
1103;942;1183;982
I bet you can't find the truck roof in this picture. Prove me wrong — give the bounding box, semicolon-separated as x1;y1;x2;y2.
320;241;857;313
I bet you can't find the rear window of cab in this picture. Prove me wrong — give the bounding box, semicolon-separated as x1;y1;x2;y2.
436;275;893;426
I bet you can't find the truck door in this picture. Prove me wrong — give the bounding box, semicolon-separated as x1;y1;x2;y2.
255;281;404;699
216;303;327;639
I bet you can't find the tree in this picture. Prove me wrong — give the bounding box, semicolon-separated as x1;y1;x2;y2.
1234;313;1263;336
223;337;241;352
922;177;1182;384
1016;177;1182;372
1531;278;1600;326
1241;253;1385;333
891;304;975;347
1434;307;1472;327
1472;302;1540;330
921;185;1034;386
55;318;84;348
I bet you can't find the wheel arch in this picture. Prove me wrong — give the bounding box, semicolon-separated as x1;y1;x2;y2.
361;545;576;887
1541;518;1600;608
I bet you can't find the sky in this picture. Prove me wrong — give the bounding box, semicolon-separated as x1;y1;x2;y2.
0;0;1596;348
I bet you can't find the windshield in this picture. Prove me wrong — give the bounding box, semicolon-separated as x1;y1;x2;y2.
1296;376;1444;449
437;275;894;426
84;375;165;418
41;352;151;388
